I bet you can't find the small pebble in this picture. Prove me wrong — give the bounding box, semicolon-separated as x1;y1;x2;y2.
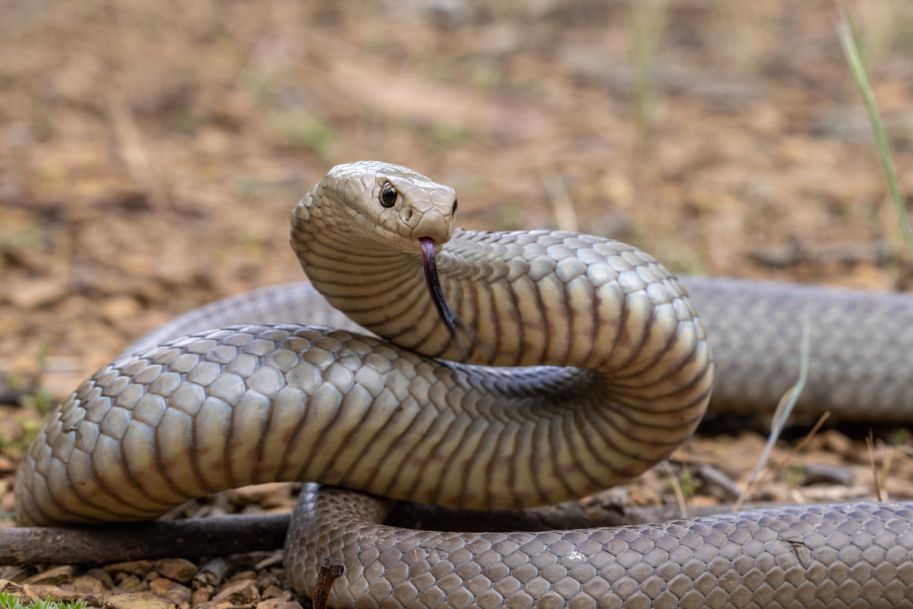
0;579;25;595
71;575;107;595
149;578;192;608
117;574;148;592
149;578;177;596
0;567;30;581
211;578;260;605
23;583;80;601
23;565;74;586
256;600;304;609
195;558;230;587
168;588;192;609
228;570;257;583
195;600;251;609
802;463;854;486
0;456;16;473
86;568;115;589
155;558;198;583
191;584;215;606
260;584;290;601
105;591;177;609
105;561;154;577
256;570;280;591
819;430;854;458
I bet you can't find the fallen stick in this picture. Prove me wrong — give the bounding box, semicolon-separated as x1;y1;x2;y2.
0;513;289;566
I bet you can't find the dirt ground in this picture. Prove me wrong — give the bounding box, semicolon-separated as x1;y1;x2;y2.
2;1;913;607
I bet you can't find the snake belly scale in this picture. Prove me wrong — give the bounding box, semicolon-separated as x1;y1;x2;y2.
14;161;913;608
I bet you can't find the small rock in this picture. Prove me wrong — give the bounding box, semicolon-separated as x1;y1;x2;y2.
105;560;154;577
260;584;289;601
820;430;854;458
117;574;148;592
105;591;177;609
6;278;67;308
228;570;257;584
149;578;191;608
100;296;141;324
256;570;280;591
24;565;75;586
191;584;214;606
72;575;108;595
155;558;197;583
0;579;24;595
86;568;115;589
0;567;29;582
802;463;854;486
149;578;174;595
22;583;85;602
0;455;16;473
211;579;260;605
168;588;192;609
256;600;304;609
195;558;230;586
194;602;248;609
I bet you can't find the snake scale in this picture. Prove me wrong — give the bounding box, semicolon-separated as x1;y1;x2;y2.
14;161;913;608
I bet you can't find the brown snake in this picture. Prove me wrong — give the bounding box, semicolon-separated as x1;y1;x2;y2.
14;161;913;608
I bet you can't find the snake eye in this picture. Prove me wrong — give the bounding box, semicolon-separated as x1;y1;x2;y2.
452;199;458;215
379;183;397;208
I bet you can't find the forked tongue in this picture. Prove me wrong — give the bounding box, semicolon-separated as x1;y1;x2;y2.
419;237;461;338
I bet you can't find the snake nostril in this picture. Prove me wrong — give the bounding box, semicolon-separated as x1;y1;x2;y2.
402;208;414;223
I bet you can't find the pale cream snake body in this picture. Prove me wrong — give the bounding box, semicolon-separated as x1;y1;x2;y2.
15;161;913;608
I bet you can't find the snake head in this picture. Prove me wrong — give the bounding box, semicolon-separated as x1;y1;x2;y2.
295;161;466;342
320;161;458;254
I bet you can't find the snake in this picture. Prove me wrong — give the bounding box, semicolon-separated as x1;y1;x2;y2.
14;161;913;608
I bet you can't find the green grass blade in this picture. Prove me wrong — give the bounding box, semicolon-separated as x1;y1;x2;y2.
734;321;811;510
837;6;913;261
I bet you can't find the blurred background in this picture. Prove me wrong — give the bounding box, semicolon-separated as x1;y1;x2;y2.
2;0;913;516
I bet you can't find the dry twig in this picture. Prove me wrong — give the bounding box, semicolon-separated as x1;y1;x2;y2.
0;514;288;566
312;557;345;609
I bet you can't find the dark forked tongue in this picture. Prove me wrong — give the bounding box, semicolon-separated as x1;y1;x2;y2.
419;237;461;338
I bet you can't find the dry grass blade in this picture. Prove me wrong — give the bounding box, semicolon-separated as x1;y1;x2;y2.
661;461;689;519
867;430;885;502
785;411;831;460
836;4;913;261
107;92;173;211
540;171;579;232
734;321;811;511
738;410;830;505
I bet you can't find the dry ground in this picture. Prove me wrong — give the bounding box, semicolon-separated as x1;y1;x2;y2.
2;1;913;607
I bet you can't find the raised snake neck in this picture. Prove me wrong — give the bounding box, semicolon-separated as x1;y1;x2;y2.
15;161;913;608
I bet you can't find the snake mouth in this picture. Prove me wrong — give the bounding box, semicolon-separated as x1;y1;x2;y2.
419;237;461;337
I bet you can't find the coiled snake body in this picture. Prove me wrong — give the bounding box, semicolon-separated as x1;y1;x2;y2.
15;162;913;608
